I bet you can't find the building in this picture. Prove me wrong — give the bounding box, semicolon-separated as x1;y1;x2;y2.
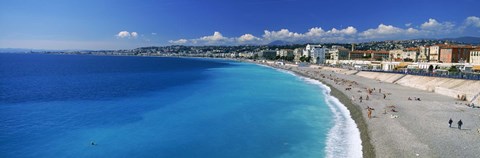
429;44;450;62
293;48;303;62
429;45;441;62
439;45;475;63
325;46;350;65
257;50;277;60
303;44;327;64
470;49;480;65
239;52;255;58
372;50;389;61
418;46;430;62
276;49;294;58
328;45;349;60
405;47;420;62
389;49;404;61
389;48;418;62
349;50;369;60
350;50;388;61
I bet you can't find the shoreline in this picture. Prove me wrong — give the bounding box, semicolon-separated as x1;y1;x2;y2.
256;62;374;158
257;61;480;158
10;54;479;157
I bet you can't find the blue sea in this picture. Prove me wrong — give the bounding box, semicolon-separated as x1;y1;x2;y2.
0;53;361;158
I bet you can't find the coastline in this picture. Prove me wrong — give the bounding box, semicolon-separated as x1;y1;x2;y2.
255;61;374;158
322;80;375;158
255;60;480;158
12;53;479;157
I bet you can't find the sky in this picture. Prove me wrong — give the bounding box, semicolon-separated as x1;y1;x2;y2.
1;0;480;50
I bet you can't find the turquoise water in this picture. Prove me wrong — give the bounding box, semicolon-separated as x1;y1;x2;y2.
0;54;361;157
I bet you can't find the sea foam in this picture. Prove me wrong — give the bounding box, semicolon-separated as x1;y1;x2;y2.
269;66;363;158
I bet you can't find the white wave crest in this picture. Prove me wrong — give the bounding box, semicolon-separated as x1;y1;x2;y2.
256;63;363;157
303;77;363;158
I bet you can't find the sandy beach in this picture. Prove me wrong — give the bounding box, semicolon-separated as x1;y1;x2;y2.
258;61;480;158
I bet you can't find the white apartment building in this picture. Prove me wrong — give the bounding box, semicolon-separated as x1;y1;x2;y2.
303;44;326;64
470;49;480;64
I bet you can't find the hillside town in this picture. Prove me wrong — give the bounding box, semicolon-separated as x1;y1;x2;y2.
34;39;480;77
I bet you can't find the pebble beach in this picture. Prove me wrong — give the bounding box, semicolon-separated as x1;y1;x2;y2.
261;61;480;158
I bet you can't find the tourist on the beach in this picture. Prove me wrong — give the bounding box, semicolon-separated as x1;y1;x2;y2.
366;95;369;100
458;120;463;129
379;88;381;93
449;118;453;127
383;94;386;99
366;106;373;119
359;96;363;102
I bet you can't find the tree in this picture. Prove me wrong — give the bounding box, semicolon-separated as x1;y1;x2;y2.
253;54;259;60
300;56;306;62
448;66;459;73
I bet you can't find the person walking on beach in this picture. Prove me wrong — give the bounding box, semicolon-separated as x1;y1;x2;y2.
383;94;386;99
367;107;374;119
449;118;453;127
367;108;372;119
359;96;363;103
458;120;463;129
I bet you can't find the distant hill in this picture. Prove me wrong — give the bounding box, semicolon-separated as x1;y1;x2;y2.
440;36;480;44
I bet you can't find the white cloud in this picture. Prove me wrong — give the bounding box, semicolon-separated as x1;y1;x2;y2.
420;18;455;32
237;34;260;42
115;31;139;39
167;16;479;45
169;32;236;45
199;31;228;41
326;26;357;35
359;24;424;40
304;27;325;37
263;29;303;41
360;24;404;39
116;31;131;38
151;32;157;35
406;28;420;34
169;39;188;45
131;32;138;38
465;16;480;28
189;31;236;45
261;27;357;43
